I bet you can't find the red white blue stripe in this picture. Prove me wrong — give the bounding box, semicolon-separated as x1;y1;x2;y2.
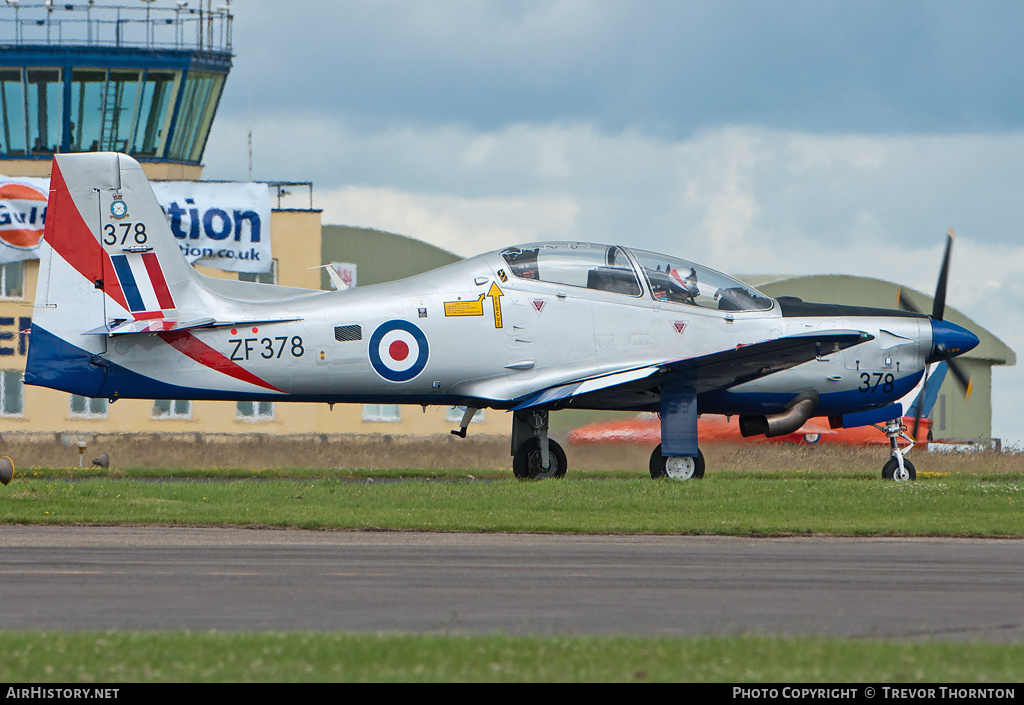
109;252;175;315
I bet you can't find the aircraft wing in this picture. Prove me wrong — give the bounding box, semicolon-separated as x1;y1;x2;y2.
509;365;662;411
660;329;872;391
510;330;872;411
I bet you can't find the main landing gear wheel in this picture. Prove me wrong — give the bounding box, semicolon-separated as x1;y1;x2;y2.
881;457;916;481
513;438;567;480
649;444;705;480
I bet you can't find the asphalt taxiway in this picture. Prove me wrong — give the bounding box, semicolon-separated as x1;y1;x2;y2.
1;526;1021;641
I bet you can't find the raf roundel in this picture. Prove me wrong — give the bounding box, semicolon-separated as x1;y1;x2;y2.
368;320;429;383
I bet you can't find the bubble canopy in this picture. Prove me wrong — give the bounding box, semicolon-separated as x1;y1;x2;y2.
500;243;774;312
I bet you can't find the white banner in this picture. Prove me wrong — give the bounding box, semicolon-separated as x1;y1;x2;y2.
151;181;273;274
0;177;49;264
0;177;273;273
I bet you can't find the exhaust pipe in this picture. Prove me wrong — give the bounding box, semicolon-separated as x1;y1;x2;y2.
739;391;819;438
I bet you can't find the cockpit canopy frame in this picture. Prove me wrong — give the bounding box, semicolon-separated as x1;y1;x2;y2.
499;242;774;312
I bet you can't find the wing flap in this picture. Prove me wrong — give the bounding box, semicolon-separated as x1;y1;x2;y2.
510;365;661;411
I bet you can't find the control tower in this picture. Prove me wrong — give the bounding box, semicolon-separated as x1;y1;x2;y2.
0;1;232;180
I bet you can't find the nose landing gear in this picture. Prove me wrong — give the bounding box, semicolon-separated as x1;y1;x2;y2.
878;418;917;481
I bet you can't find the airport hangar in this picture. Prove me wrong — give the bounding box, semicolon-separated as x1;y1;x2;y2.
0;2;1012;450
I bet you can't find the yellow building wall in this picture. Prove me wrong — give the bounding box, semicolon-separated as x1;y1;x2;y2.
1;159;203;181
0;164;508;441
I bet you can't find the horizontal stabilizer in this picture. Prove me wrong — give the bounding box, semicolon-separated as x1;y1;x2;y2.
84;316;303;336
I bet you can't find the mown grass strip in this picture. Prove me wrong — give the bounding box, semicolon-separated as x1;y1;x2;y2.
1;631;1021;683
3;476;1022;536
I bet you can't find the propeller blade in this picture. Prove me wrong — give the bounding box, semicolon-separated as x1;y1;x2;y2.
897;286;923;315
932;228;954;321
947;357;973;400
911;366;928;441
907;230;971;441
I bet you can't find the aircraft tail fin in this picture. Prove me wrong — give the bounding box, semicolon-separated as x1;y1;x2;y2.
50;153;195;315
26;153;200;395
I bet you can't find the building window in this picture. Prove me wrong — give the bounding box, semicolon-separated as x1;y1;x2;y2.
153;399;191;419
0;262;24;299
239;259;277;285
237;400;274;421
1;262;24;298
0;69;27;156
167;71;225;162
446;406;485;424
362;404;400;422
26;68;62;156
0;370;23;416
131;70;178;157
70;395;108;418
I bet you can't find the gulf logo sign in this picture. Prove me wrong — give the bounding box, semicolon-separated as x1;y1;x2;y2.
0;182;48;250
369;320;429;383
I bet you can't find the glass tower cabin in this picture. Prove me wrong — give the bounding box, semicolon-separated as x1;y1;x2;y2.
0;2;232;170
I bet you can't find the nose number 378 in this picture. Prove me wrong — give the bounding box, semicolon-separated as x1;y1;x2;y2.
859;372;895;394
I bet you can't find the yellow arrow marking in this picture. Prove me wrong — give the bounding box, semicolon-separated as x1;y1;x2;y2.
487;282;504;329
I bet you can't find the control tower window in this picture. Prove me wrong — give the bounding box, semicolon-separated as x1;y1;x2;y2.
168;72;225;162
132;71;178;157
0;4;230;165
26;69;61;156
71;69;149;154
70;70;107;153
104;71;143;152
0;70;27;156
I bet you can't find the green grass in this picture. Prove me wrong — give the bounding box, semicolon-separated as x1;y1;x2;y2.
3;462;1022;682
0;631;1020;683
3;473;1022;536
14;465;516;481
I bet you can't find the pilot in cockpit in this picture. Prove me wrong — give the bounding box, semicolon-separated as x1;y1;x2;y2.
651;265;699;304
669;267;699;304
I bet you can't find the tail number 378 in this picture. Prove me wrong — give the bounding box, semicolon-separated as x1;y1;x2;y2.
103;222;148;246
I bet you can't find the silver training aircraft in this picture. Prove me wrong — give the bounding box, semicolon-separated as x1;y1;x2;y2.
23;153;979;481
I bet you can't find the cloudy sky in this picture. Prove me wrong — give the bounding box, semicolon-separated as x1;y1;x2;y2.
202;0;1024;446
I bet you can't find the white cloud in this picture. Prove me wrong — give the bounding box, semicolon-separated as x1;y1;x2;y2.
316;186;580;257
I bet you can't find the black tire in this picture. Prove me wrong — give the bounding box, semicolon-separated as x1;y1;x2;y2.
649;444;705;480
881;457;917;481
513;438;567;479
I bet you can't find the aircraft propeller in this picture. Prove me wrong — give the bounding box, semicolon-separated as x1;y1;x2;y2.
897;228;974;440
